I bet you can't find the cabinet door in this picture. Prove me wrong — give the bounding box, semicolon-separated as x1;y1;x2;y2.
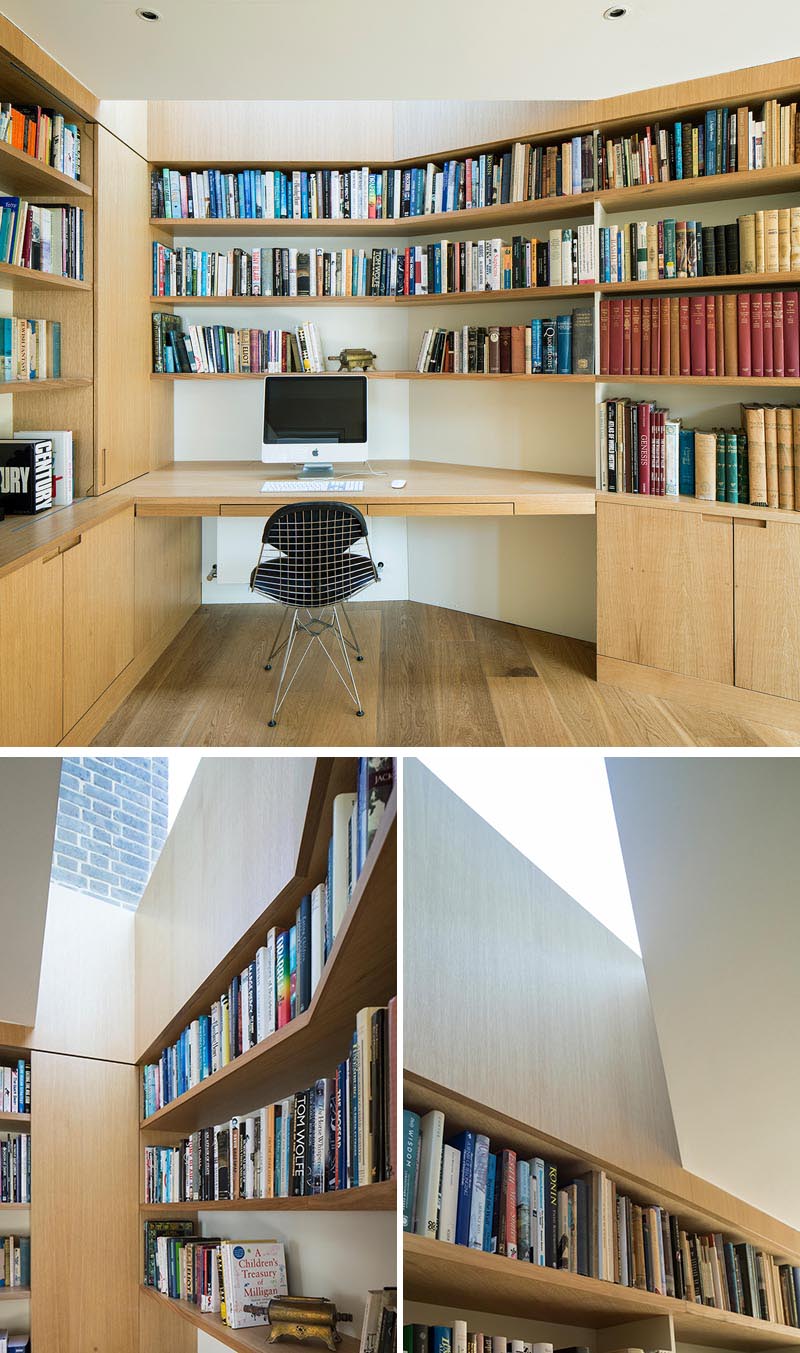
63;509;135;732
134;515;201;652
95;126;151;492
735;517;800;701
0;552;63;745
597;500;733;684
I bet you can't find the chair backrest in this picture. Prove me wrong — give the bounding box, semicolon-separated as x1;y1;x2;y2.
262;501;369;563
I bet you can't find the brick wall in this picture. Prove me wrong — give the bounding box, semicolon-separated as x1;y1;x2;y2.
52;757;169;909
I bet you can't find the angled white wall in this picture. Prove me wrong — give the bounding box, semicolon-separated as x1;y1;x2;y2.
0;758;62;1026
607;756;800;1230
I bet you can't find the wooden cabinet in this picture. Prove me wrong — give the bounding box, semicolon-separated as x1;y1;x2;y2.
95;126;151;492
0;551;63;745
134;515;201;651
597;501;734;684
734;516;800;702
63;508;135;732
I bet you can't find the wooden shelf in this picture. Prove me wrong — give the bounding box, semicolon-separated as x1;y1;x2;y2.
0;1203;29;1211
598;163;800;214
140;1285;360;1353
0;1111;30;1126
597;375;800;386
0;262;91;293
596;491;800;525
149;286;592;307
140;1177;395;1214
0;139;91;198
0;378;92;393
599;272;800;294
150;372;595;383
0;1288;30;1301
404;1235;800;1351
140;785;396;1133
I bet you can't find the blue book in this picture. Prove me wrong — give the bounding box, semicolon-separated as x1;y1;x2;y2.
705;110;716;176
289;925;297;1018
325;835;334;959
431;1330;452;1353
1;318;10;382
483;1153;497;1251
530;319;543;373
516;1158;531;1261
301;171;310;218
679;428;695;495
556;313;572;374
572;136;581;192
675;122;683;178
469;1133;490;1249
350;1030;359;1185
542;317;558;373
449;1130;475;1246
433;244;442;294
402;1110;421;1231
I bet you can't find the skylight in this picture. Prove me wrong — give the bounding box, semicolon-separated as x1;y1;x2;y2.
417;750;640;954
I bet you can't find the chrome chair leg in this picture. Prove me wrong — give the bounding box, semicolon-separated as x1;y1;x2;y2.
339;603;365;661
332;606;365;717
268;608;299;727
264;605;290;671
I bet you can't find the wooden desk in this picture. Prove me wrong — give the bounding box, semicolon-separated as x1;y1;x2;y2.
0;460;594;579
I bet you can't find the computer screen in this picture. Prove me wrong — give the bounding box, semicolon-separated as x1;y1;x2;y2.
262;375;368;465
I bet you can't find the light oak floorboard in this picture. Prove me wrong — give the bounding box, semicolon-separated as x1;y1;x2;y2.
92;602;796;747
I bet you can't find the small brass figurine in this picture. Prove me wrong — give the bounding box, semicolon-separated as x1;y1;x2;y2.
242;1296;353;1352
329;347;377;372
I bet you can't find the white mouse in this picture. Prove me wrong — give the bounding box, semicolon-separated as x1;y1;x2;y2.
391;478;407;489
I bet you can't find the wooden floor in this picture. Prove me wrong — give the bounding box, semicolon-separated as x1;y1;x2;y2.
93;601;800;747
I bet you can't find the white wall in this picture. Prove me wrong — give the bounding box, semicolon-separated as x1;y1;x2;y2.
607;756;800;1231
0;758;61;1026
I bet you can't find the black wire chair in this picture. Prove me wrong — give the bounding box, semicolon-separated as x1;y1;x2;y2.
250;501;379;727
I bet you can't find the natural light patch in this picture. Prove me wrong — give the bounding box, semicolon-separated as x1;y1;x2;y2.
167;754;202;830
417;750;640;954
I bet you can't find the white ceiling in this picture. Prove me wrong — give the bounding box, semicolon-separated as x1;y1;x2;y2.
0;758;61;1027
607;757;800;1231
8;0;800;102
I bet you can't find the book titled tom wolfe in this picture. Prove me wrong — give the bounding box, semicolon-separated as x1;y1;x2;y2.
220;1239;287;1329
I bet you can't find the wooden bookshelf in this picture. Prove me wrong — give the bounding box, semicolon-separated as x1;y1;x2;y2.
140;1177;395;1214
597;375;800;386
598;273;800;294
140;1285;360;1353
0;1111;30;1127
404;1235;800;1351
596;491;800;525
150;372;595;383
149;286;592;307
0;1289;30;1301
0;261;91;293
0;1204;29;1212
0;139;91;198
0;378;92;393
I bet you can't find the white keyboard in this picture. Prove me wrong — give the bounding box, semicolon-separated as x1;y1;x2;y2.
261;479;364;493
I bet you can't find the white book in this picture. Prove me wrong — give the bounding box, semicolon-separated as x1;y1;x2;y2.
548;229;562;286
453;1324;468;1353
220;1240;287;1329
665;419;681;496
437;1143;460;1243
330;791;356;941
14;427;72;506
240;967;251;1053
310;883;324;996
356;1004;378;1186
413;1108;445;1239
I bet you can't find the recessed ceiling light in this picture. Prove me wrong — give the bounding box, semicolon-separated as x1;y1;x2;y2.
603;4;628;16
135;7;161;19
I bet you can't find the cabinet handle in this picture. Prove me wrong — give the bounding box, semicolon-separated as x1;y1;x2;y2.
42;549;60;564
734;516;768;528
700;513;729;525
102;447;107;487
59;535;82;555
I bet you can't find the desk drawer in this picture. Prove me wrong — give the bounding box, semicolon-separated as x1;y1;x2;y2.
369;501;514;517
137;502;221;517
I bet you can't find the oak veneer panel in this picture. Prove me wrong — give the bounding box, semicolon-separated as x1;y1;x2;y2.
134;756;318;1061
734;518;800;702
139;1285;194;1353
597;500;733;684
31;1050;139;1353
0;551;62;745
0;18;98;120
147;100;394;163
95;127;151;492
63;506;136;733
134;515;197;652
403;761;683;1190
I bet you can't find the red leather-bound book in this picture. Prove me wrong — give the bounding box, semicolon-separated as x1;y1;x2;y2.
773;290;785;376
678;296;691;375
638;400;651;495
783;290;799;378
750;293;764;377
737;292;752;377
609;298;624;374
600;299;610;375
762;292;774;375
651;299;661;374
641;297;652;375
622;297;632;374
705;294;717;376
715;294;725;376
689;295;707;375
631;298;642;374
659;296;670;375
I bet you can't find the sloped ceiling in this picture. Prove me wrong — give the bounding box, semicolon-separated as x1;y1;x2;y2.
607;757;800;1230
0;758;61;1027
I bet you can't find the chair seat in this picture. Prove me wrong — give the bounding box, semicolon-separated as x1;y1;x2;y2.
251;551;377;606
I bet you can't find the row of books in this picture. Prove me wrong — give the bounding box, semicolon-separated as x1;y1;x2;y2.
1;101;80;179
144;998;395;1202
0;1064;29;1116
599;291;800;378
602;208;800;284
152;314;323;376
0;198;84;279
0;1135;29;1205
405;1326;574;1353
403;1109;800;1326
150;102;800;226
415;311;593;376
0;317;62;383
148;1230;287;1329
141;759;394;1115
600;400;800;509
0;1236;29;1289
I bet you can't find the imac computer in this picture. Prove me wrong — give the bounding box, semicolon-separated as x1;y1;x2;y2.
262;374;368;478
